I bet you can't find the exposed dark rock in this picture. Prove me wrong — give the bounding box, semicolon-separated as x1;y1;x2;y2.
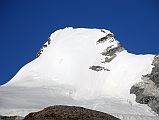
96;33;114;44
152;55;159;66
36;38;52;58
97;36;108;44
89;66;110;72
101;43;124;57
0;115;23;120
36;49;43;58
139;96;156;104
101;43;124;63
130;55;159;115
102;55;117;63
130;85;150;104
106;33;114;38
48;38;51;45
130;85;144;96
89;34;123;71
148;97;159;113
150;55;159;86
101;29;106;33
43;44;47;48
23;105;120;120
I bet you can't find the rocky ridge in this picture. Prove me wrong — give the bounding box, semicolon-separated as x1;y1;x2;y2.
130;55;159;114
89;30;124;72
36;38;51;58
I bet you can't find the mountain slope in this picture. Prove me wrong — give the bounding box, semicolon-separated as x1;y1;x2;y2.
0;28;158;120
4;28;154;99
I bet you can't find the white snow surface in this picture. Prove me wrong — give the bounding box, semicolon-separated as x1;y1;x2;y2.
0;28;158;120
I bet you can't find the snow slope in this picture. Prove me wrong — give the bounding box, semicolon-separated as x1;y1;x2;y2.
0;28;158;120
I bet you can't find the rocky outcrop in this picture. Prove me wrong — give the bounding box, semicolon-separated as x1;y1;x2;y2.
89;31;124;72
149;55;159;86
130;55;159;114
97;31;124;63
36;38;51;58
101;43;124;63
96;33;114;44
0;115;23;120
89;66;110;72
23;105;120;120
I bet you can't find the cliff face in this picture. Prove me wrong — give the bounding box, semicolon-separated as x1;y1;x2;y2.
23;105;120;120
130;55;159;114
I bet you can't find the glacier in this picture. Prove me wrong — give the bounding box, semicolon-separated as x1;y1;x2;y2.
0;27;159;120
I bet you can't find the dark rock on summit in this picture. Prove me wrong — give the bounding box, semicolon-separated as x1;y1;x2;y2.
96;33;114;44
89;34;124;72
23;105;120;120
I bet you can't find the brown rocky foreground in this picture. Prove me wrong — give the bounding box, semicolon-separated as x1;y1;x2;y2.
23;105;120;120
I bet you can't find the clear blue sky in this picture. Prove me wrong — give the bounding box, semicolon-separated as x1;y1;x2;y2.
0;0;159;85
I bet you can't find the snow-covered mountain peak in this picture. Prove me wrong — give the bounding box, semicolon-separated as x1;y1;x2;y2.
37;27;121;58
4;27;153;100
1;28;159;119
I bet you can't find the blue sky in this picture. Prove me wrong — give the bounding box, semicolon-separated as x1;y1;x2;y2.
0;0;159;85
